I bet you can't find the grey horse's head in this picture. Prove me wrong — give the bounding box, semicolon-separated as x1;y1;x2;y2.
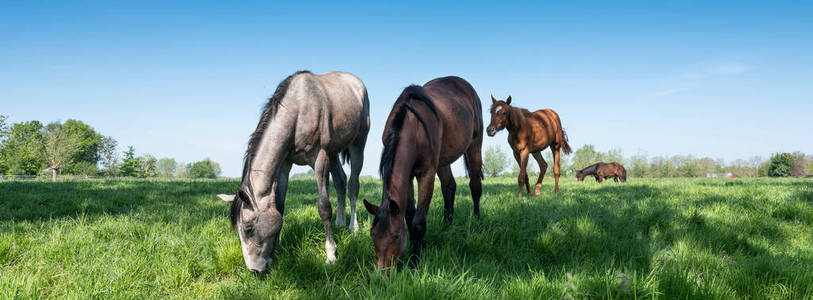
218;188;282;276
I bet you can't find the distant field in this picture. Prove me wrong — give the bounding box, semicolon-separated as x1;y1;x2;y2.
1;177;811;299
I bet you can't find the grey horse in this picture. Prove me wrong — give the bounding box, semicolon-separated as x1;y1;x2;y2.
217;70;369;275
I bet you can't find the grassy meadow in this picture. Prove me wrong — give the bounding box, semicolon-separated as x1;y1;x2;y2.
1;176;812;299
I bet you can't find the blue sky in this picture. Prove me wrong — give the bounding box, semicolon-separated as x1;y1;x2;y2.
2;1;811;177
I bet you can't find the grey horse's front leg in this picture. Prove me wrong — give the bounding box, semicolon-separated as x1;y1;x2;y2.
315;149;337;264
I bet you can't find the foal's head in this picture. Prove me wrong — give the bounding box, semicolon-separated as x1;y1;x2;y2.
487;95;513;136
363;199;407;270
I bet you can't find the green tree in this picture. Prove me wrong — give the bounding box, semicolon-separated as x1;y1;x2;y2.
119;146;141;177
628;153;649;178
99;136;119;176
676;155;702;177
605;148;624;165
157;158;177;178
175;162;188;178
187;158;222;179
767;153;794;177
0;115;8;173
41;122;82;181
60;119;103;175
139;154;158;178
0;121;46;175
482;145;509;177
570;144;604;170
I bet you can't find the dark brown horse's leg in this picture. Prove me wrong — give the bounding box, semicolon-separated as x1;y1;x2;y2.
553;148;562;193
437;165;456;225
466;146;483;220
532;151;548;195
409;172;435;267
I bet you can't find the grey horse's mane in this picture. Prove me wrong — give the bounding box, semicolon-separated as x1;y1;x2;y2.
231;70;312;228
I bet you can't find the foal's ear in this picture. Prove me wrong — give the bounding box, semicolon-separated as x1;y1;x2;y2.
363;199;379;215
506;96;512;105
491;95;497;104
217;194;235;202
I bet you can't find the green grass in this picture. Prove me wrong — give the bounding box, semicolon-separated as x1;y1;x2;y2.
1;177;812;299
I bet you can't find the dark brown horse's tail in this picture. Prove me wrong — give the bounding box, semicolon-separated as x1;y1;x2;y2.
560;129;572;155
621;166;627;182
340;148;351;165
463;153;484;180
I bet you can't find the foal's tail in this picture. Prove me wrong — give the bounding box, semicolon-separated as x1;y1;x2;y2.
559;129;572;155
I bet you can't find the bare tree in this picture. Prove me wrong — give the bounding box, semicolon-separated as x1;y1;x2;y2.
41;122;80;182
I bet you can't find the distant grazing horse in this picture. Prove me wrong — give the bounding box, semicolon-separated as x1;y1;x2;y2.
486;96;572;195
363;76;483;269
216;71;369;275
576;162;627;183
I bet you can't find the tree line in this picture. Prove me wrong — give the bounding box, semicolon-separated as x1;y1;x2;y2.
483;144;812;178
0;115;222;180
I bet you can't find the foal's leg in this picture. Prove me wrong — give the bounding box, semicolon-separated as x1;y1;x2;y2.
314;150;337;264
437;165;456;225
466;145;483;220
329;157;347;227
517;149;531;197
347;143;365;232
553;148;562;193
409;172;436;267
531;151;548;196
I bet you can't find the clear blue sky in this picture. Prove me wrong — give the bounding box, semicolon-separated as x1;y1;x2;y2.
2;1;811;177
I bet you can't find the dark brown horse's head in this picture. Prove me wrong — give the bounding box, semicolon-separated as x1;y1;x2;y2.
487;95;512;136
576;171;586;181
363;199;407;270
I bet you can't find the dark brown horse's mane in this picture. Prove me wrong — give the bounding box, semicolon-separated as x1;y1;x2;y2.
230;70;312;228
375;85;438;228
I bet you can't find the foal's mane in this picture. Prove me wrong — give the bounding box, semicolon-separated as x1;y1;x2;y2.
230;70;312;228
375;85;438;226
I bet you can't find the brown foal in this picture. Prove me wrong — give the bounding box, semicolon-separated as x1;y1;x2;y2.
486;96;572;195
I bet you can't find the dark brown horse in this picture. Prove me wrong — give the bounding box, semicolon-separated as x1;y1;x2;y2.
363;76;483;270
576;162;627;183
486;96;571;195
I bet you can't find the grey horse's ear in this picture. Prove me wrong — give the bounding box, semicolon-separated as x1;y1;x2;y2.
363;199;379;215
217;194;236;202
506;96;512;105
